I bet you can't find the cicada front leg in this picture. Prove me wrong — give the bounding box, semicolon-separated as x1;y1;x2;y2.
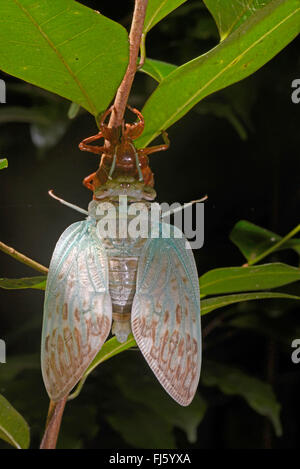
140;131;170;156
83;172;97;191
79;132;106;155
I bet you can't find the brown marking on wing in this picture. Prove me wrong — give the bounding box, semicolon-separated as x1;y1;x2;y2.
164;310;170;323
150;344;159;360
171;282;177;292
57;334;67;376
192;338;198;355
74;308;80;322
176;305;182;325
73;327;82;357
151;319;158;343
178;338;185;357
97;314;104;331
62;304;68;320
159;329;169;366
50;328;58;348
50;351;63;387
45;335;50;353
63;327;75;367
44;360;50;379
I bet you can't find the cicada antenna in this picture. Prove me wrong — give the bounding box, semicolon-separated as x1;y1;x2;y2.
161;195;208;219
48;190;88;216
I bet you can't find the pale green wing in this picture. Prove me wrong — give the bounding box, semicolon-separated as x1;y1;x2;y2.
132;223;201;406
41;220;112;401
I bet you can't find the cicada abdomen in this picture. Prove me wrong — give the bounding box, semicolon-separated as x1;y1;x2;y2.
41;106;201;407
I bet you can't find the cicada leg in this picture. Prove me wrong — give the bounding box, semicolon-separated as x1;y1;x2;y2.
140;131;170;156
79;132;105;155
99;105;113;126
126;105;145;140
83;172;96;191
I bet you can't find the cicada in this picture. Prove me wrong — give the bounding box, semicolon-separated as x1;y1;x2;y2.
41;107;201;406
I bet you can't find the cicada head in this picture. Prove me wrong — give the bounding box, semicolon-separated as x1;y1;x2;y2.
93;175;156;202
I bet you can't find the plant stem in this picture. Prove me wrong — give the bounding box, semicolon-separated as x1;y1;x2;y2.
0;241;48;274
40;397;68;449
247;224;300;266
108;0;148;128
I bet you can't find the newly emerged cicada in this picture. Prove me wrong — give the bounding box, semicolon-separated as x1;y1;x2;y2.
41;107;201;406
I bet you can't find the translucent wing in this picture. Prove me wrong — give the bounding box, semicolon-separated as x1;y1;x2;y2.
41;220;112;401
132;223;201;406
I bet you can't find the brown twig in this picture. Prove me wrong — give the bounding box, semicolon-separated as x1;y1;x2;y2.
108;0;148;128
0;241;48;274
40;397;68;449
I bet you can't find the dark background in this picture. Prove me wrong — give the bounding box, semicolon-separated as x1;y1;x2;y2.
0;0;299;449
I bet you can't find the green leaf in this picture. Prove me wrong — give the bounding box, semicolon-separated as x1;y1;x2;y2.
136;0;300;148
144;0;187;33
0;0;129;116
140;58;177;82
114;370;207;444
230;220;300;261
204;0;274;41
201;360;282;436
0;158;8;170
0;394;30;449
200;263;300;297
0;276;47;290
201;291;300;316
68;335;136;400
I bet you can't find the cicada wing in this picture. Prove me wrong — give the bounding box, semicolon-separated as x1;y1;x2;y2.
41;220;112;401
132;223;201;406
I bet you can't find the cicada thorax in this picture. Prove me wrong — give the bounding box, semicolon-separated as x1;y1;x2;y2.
96;142;154;188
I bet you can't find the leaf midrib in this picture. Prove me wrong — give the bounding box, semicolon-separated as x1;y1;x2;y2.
13;0;97;114
0;424;21;449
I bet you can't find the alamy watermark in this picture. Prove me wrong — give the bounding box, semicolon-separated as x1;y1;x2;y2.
0;79;6;104
291;79;300;104
291;339;300;364
0;339;6;363
93;196;205;249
